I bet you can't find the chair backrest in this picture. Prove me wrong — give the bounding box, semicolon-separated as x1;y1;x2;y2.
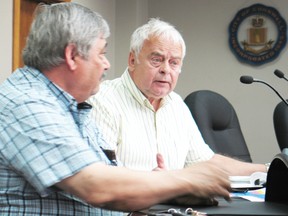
265;152;288;203
184;90;252;162
273;100;288;151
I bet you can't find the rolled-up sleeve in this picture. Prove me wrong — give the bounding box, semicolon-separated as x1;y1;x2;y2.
0;99;101;196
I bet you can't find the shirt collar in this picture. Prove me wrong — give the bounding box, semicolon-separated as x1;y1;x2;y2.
24;66;78;109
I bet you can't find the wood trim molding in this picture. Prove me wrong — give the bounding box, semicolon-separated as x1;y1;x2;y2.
12;0;22;71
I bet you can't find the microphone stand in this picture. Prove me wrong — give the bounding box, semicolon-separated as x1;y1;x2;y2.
252;79;288;107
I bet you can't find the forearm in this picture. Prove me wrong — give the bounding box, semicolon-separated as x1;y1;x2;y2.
57;161;231;212
210;154;266;176
57;163;187;211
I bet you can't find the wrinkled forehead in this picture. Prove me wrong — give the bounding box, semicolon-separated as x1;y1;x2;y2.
142;36;183;57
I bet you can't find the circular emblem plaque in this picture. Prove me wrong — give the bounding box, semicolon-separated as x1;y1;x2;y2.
228;4;287;66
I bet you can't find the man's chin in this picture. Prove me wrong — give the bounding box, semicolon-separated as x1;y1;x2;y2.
153;90;171;98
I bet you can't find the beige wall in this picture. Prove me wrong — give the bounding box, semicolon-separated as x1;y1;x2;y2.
73;0;117;79
145;0;288;163
1;0;288;163
0;0;13;81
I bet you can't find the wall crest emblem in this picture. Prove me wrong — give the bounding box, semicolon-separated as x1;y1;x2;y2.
228;4;287;66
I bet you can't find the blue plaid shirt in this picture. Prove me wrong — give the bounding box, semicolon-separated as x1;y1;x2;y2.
0;67;122;216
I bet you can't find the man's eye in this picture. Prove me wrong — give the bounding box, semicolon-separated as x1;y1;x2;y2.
150;57;162;66
151;58;161;63
170;60;178;65
99;52;107;60
170;59;181;68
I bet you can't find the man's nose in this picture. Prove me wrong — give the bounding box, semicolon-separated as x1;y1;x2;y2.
104;57;111;70
159;61;171;74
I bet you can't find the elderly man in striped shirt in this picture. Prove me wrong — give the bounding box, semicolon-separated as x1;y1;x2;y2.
89;18;266;176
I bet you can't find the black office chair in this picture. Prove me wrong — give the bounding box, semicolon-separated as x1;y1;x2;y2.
273;100;288;152
184;90;252;162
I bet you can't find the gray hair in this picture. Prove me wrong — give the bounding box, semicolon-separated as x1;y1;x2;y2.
130;18;186;61
22;2;110;71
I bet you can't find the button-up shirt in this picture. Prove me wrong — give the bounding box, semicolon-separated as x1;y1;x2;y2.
0;66;122;216
89;69;214;171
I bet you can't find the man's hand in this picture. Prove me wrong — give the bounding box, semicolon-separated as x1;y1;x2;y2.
165;194;219;206
152;153;166;171
183;161;232;202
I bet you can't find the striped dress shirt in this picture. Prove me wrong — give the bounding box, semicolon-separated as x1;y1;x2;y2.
0;66;122;216
89;69;214;171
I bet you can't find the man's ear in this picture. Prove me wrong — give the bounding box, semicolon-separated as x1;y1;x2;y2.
128;52;136;71
65;44;78;70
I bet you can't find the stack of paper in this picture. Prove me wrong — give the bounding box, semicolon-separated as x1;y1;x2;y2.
231;188;266;202
229;172;267;191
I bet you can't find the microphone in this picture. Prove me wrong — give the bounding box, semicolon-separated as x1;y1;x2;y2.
274;69;288;82
240;75;288;106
